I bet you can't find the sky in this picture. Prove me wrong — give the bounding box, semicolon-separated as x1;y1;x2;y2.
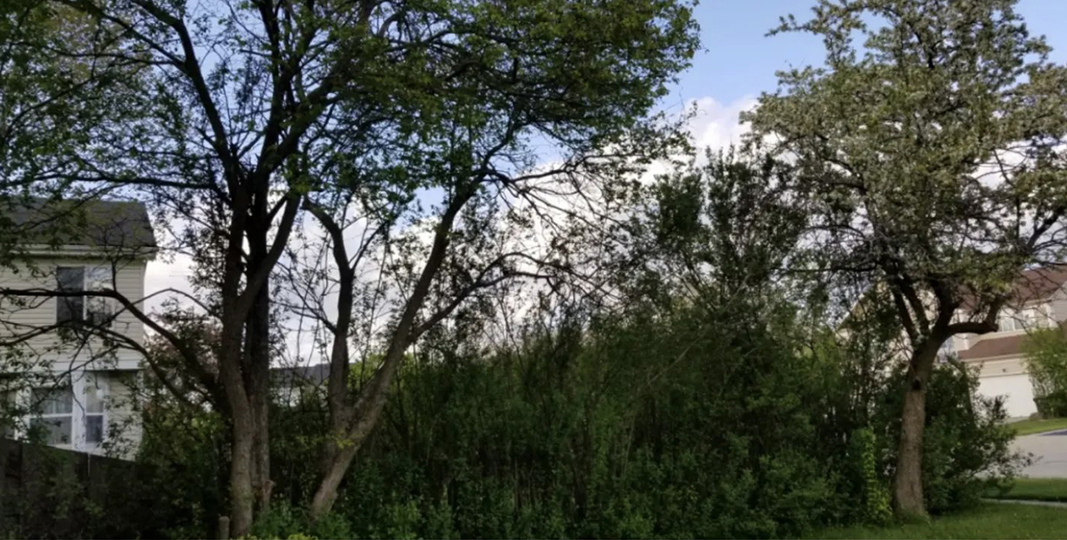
144;0;1067;317
665;0;1067;151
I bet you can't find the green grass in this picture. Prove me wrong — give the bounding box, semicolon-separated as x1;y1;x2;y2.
1010;417;1067;436
810;503;1067;539
987;478;1067;503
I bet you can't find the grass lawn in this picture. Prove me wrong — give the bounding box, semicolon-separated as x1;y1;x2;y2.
987;477;1067;503
1010;417;1067;436
810;503;1067;539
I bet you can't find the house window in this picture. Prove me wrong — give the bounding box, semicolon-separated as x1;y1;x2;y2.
996;312;1016;332
56;267;85;324
56;266;114;327
85;267;114;326
30;385;73;445
0;386;15;439
1021;307;1047;329
83;375;106;445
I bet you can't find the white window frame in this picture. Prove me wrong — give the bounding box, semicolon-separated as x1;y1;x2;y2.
13;372;114;451
81;372;109;447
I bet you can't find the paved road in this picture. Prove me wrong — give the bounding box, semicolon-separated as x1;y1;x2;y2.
1014;430;1067;478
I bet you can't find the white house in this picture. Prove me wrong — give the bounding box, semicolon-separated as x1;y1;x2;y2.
949;266;1067;419
0;199;155;456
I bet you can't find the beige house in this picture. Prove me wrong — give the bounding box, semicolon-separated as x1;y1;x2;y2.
0;199;155;455
949;266;1067;419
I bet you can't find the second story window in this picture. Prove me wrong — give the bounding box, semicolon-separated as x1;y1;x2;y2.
85;267;114;326
56;266;114;327
1021;307;1045;329
56;267;85;324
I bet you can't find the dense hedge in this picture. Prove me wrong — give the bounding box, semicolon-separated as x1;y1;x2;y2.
1;298;1020;539
250;304;1019;539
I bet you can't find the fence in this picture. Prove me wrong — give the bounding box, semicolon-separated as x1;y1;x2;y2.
0;438;148;538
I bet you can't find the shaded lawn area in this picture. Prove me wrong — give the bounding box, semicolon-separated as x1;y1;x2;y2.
1011;417;1067;436
810;504;1067;539
987;478;1067;503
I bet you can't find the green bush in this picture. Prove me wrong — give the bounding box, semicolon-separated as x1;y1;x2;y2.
296;305;1015;537
120;307;1022;538
871;362;1023;514
1025;328;1067;417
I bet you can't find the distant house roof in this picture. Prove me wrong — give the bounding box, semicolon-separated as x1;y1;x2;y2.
1007;265;1067;303
1;198;157;252
958;333;1027;361
959;321;1067;361
271;363;330;387
961;265;1067;310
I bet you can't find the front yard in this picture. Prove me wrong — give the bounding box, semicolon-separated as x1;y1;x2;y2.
987;477;1067;503
811;503;1067;539
1010;417;1067;436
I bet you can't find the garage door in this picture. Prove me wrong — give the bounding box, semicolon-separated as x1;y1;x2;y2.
978;373;1037;419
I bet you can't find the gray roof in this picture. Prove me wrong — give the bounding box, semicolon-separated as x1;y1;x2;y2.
1;198;157;251
271;363;331;387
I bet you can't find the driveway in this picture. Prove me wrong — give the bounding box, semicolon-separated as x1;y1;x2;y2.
1014;430;1067;478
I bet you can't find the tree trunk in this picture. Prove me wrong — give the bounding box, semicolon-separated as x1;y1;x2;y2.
245;189;275;515
892;340;941;518
308;189;472;520
311;332;409;518
319;284;353;487
309;441;360;518
248;285;273;514
308;360;396;518
229;410;256;537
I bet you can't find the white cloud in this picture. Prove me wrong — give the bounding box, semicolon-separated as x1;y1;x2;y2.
686;95;758;152
640;95;758;182
144;253;195;312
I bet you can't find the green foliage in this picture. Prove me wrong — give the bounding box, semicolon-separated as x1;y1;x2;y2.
124;395;227;539
245;502;351;540
854;428;892;525
216;309;1013;538
871;363;1024;514
1024;328;1067;417
86;148;1021;540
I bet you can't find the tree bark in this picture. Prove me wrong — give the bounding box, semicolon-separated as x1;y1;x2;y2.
219;317;256;537
247;284;273;514
892;338;941;518
309;334;408;518
245;193;275;515
228;407;256;537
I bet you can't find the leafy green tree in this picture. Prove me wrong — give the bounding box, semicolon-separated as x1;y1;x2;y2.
1024;327;1067;416
745;0;1067;517
626;149;807;309
2;0;697;532
281;0;699;517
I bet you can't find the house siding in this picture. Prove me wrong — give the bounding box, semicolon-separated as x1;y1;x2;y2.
0;256;146;370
